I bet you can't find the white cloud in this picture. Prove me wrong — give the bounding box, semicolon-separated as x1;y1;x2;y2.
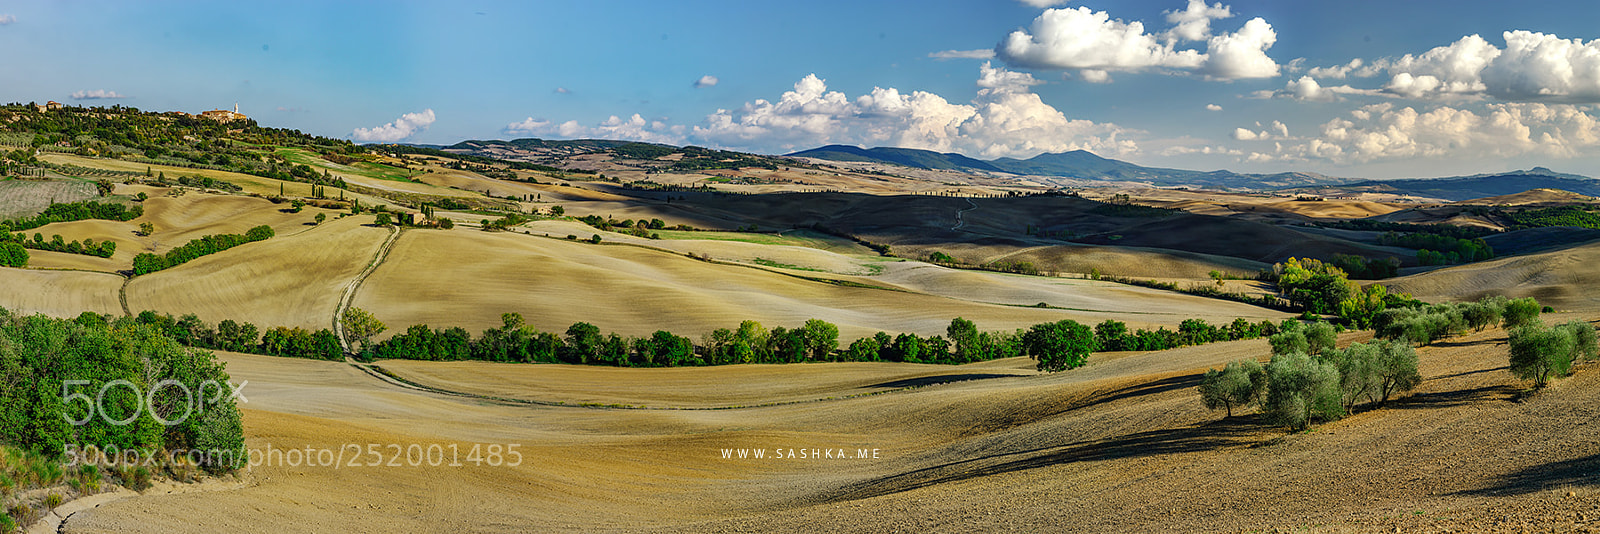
1017;0;1070;7
70;89;126;100
690;62;1135;158
1232;120;1288;141
0;15;14;25
1253;75;1379;102
995;5;1279;81
1205;103;1222;111
996;7;1204;72
1271;102;1600;164
1161;144;1242;157
694;75;719;88
1307;58;1380;80
554;87;571;94
1197;17;1279;80
506;114;686;145
1163;0;1231;42
929;49;997;60
351;109;435;143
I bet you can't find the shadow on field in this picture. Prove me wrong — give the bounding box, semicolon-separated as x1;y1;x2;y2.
868;374;1021;389
1458;453;1600;496
1390;384;1521;409
829;415;1262;503
1088;374;1203;407
1428;365;1510;381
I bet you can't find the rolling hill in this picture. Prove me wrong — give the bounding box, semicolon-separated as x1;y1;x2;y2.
1302;167;1600;201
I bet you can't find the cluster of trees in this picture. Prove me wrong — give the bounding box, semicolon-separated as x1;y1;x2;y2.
1374;296;1542;346
576;215;666;238
1330;253;1400;280
166;174;243;193
1501;205;1600;231
1264;258;1422;328
0;308;245;473
0;201;142;234
1200;321;1421;431
1319;220;1496;239
1378;232;1494;265
3;232;116;258
132;225;274;275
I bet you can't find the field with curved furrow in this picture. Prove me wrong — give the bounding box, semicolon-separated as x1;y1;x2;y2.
352;228;1288;341
0;267;123;317
125;216;389;329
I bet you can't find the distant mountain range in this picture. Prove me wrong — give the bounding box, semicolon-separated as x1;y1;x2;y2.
786;145;1346;190
1316;167;1600;201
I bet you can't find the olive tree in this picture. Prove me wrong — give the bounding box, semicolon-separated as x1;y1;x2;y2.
1263;351;1342;431
1198;359;1266;417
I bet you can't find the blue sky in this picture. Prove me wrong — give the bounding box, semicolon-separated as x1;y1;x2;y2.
5;1;1600;179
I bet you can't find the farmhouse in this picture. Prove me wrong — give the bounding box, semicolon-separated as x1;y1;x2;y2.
200;104;249;122
34;101;63;112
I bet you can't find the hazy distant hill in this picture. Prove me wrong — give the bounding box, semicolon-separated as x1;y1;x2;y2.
788;145;1346;189
1319;168;1600;201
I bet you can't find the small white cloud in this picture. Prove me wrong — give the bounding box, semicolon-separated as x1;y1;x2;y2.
694;75;719;88
0;15;15;25
1077;69;1111;83
929;49;997;60
1163;0;1231;42
351;109;435;143
70;90;126;100
1205;103;1223;111
554;87;571;94
1017;0;1070;7
506;113;685;145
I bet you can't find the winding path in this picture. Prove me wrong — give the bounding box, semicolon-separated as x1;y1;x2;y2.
952;197;978;231
334;225;402;354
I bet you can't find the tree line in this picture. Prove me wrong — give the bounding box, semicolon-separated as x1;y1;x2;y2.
132;225;274;275
1;232;116;259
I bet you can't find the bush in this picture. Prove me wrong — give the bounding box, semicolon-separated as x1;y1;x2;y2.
0;242;25;268
1198;359;1266;417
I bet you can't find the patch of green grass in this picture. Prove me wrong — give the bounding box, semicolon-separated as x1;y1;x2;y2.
753;258;825;272
275;148;417;183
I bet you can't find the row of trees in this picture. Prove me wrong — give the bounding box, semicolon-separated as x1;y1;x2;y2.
0;201;142;234
1200;321;1422;431
365;314;1107;372
1377;232;1494;264
127;311;344;361
132;225;274;275
3;232;116;258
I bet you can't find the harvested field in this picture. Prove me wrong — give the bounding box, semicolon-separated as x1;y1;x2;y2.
0;178;98;218
125;216;389;330
0;267;122;317
1383;240;1600;311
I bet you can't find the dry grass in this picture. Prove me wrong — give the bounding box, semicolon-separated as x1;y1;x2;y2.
1383;240;1600;311
124;216;389;330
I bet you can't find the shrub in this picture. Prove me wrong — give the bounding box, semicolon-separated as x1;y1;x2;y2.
1198;359;1266;417
1023;320;1095;372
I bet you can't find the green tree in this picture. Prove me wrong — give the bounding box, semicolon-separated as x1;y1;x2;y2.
374;212;393;226
947;317;981;362
799;319;840;361
0;242;26;268
341;307;386;352
564;322;603;364
1198;359;1266;417
139;221;154;236
1508;320;1597;388
1502;297;1542;329
314;212;327;225
1263;351;1343;431
1023;319;1095;372
95;179;114;197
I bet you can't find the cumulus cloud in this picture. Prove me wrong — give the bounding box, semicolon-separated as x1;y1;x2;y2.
1307;31;1600;103
929;49;997;60
690;62;1135;158
70;90;126;100
1163;0;1231;42
351;109;435;143
0;15;14;25
995;5;1279;81
693;75;719;88
505;114;686;145
1017;0;1070;7
1252;75;1378;102
1205;103;1222;111
1270;102;1600;164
